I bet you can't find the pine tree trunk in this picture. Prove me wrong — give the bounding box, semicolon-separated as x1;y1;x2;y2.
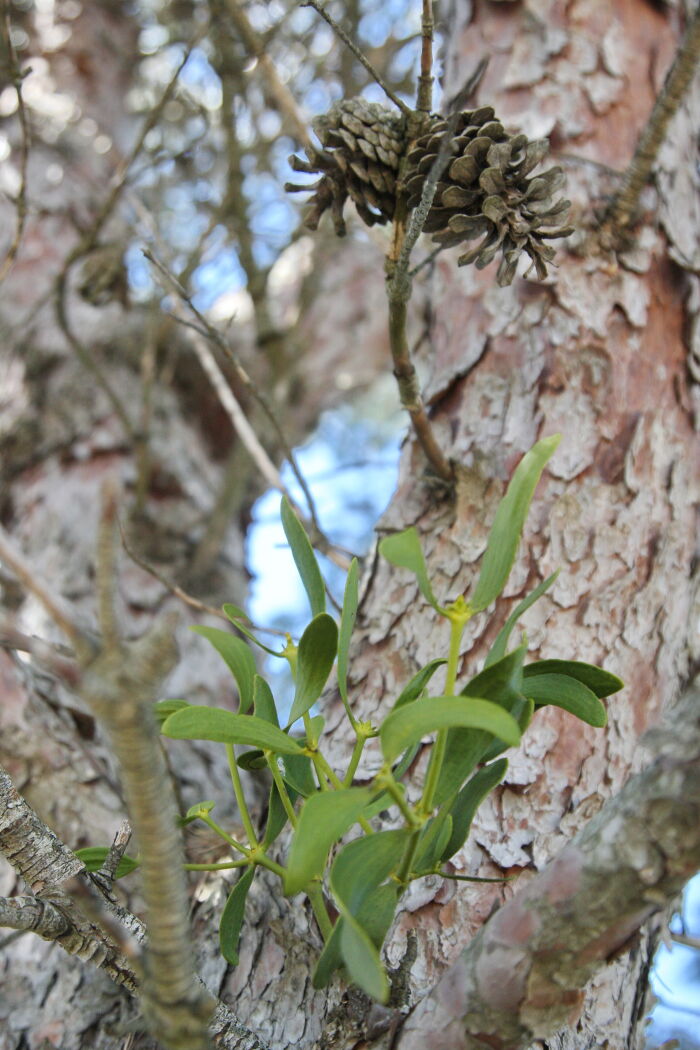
1;1;698;1048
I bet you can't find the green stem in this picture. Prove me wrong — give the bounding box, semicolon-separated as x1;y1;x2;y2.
343;735;366;787
226;743;258;846
419;608;468;816
314;751;374;834
199;815;252;858
254;852;286;879
306;881;333;942
396;829;421;886
377;769;422;829
267;754;298;828
184;859;250;871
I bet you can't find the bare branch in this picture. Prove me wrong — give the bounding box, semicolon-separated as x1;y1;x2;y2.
301;0;411;116
0;525;93;663
417;0;434;113
605;1;700;234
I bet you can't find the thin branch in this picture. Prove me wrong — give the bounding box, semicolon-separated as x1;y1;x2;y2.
383;60;489;485
0;525;94;664
605;1;700;233
140;245;350;569
224;0;313;147
0;619;80;683
0;10;30;284
417;0;434;113
670;932;700;951
300;0;412;116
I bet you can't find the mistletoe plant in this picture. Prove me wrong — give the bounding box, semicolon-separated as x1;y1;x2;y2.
77;434;622;1003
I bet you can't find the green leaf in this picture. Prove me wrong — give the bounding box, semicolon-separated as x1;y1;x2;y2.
313;884;398;989
280;496;326;618
479;698;534;764
331;828;412;914
522;673;607;727
74;847;140;879
284;787;374;896
286;614;338;727
522;660;623;698
440;758;508;862
393;659;447;710
337;558;359;710
485;571;559;666
413;811;453;875
222;605;282;657
153;699;191;726
263;779;298;848
236;749;267;771
330;829;410;1002
379;527;440;610
190;627;257;714
185;800;215;821
380;696;521;763
329;827;407;999
253;675;278;726
219;866;255;966
282;752;317;797
162;707;304;755
470;435;560;613
339;917;389;1002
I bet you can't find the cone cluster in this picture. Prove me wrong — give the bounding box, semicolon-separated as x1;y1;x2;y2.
286;99;573;285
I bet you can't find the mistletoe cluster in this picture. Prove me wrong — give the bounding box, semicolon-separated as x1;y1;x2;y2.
78;436;621;1002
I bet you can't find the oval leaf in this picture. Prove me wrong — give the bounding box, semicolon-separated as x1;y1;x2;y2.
379;527;439;610
219;866;255;965
282;752;317;797
523;660;623;698
286;613;338;728
380;696;521;763
440;758;508;862
281;496;326;618
74;847;139;879
523;673;607;727
313;884;398;990
339;917;389;1002
190;626;257;713
253;674;279;726
470;435;560;613
236;748;267;771
284;787;374;896
161;706;303;755
337;558;359;710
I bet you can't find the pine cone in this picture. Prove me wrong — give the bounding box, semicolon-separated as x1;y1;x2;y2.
285;98;406;235
404;109;573;285
287;99;572;284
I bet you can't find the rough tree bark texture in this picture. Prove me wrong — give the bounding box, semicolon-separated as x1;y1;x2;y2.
1;1;698;1049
